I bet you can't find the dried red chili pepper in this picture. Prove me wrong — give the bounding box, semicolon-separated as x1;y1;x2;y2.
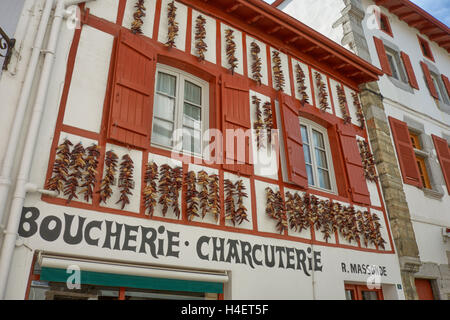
263;101;273;145
314;72;329;112
265;187;287;234
225;29;238;74
336;84;352;124
224;179;236;225
197;170;210;219
98;150;118;204
358;139;378;182
171;166;183;218
79;144;100;203
250;41;262;85
252;96;265;150
64;142;85;204
234;180;249;225
131;0;146;34
166;0;179;48
143;161;158;216
158;164;173;217
208;173;220;222
116;154;134;210
46;139;72;194
185;171;200;221
194;15;207;61
272;50;285;91
295;64;309;106
352;92;365;129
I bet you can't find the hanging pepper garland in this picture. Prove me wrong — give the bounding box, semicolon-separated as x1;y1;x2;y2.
295;64;309;106
131;0;146;34
64;142;85;204
143;162;158;216
225;29;238;74
79;144;100;203
224;179;236;224
263;101;273;145
358;139;378;182
208;173;220;222
352;92;365;129
336;85;352;124
272;50;285;91
158;164;173;217
265;187;288;234
250;41;262;85
273;190;387;247
234;180;249;225
197;170;210;219
46;139;73;194
252;95;265;150
115;154;134;210
194;15;207;61
98;150;118;204
171;166;183;218
165;0;179;48
314;72;329;112
185;171;199;221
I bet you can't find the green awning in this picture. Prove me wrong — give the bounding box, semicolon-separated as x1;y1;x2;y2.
41;267;223;294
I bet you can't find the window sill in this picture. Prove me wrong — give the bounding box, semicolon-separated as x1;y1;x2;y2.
387;75;414;94
423;187;444;200
436;100;450;115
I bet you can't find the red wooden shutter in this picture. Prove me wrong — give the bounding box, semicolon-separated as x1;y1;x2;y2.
400;52;419;90
373;37;392;76
221;74;253;176
441;74;450;98
107;30;156;149
432;134;450;195
279;94;308;188
388;117;423;188
337;123;371;205
420;61;439;99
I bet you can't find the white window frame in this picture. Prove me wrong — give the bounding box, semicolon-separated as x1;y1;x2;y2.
430;71;450;105
299;117;337;194
385;48;407;83
151;64;209;158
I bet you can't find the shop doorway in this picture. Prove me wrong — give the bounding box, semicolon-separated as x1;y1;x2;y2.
344;284;384;300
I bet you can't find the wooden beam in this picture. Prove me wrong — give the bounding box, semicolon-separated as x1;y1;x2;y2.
226;3;242;13
267;25;282;35
247;14;263;25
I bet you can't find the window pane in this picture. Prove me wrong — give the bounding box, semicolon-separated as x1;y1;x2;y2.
361;291;379;300
301;125;309;144
312;130;325;149
157;72;176;96
183;103;201;130
318;168;331;190
387;54;399;80
306;164;314;186
185;81;202;105
152;118;174;147
345;289;355;300
303;144;312;165
182;127;201;154
154;94;175;121
315;148;328;169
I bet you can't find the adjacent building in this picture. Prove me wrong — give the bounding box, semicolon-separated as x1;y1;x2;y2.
0;0;409;300
276;0;450;300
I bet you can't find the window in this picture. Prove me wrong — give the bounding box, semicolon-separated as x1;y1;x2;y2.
151;64;209;156
385;48;407;83
345;284;384;300
410;132;432;189
378;13;393;37
418;36;434;62
300;118;335;192
430;71;450;105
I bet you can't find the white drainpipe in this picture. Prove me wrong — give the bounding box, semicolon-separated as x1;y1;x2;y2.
0;0;97;300
0;0;54;231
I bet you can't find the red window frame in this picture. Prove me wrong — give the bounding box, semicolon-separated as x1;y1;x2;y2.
417;35;435;62
345;284;384;300
377;12;393;38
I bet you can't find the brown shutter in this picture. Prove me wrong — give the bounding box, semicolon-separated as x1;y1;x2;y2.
279;93;308;188
420;61;439;99
107;30;156;149
441;74;450;98
337;123;371;205
373;36;392;76
388;117;423;188
221;74;253;176
400;52;419;90
432;135;450;195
